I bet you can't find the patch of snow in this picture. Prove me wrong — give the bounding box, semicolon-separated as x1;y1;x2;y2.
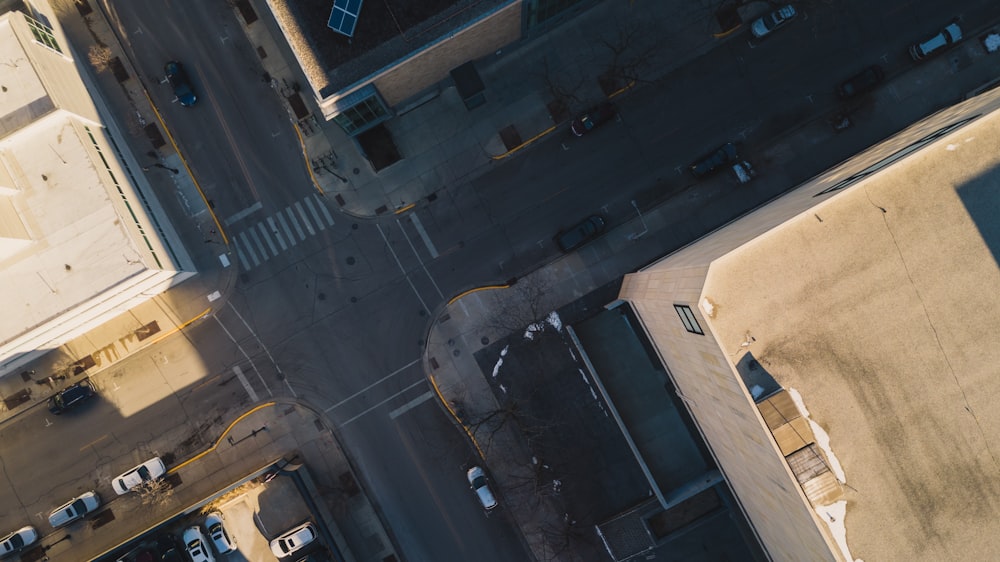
546;311;563;331
985;33;1000;52
492;345;509;378
523;322;545;340
816;501;862;562
699;297;715;317
499;383;507;394
789;387;845;481
946;143;958;151
568;347;577;362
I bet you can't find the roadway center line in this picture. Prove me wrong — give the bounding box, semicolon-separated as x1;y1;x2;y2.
80;434;108;451
323;357;420;412
388;390;434;419
338;379;427;427
376;224;429;312
408;213;439;258
397;219;443;299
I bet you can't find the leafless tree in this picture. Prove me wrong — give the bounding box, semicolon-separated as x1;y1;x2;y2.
598;20;660;94
135;477;174;506
88;44;114;73
476;275;554;338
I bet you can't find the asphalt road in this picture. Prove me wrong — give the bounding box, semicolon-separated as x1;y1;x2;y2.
4;0;1000;560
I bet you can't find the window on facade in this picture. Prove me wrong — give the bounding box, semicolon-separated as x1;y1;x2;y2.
526;0;586;28
333;95;389;135
25;15;62;54
674;304;704;335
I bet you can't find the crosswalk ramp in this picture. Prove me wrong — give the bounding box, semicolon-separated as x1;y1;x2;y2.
231;193;336;271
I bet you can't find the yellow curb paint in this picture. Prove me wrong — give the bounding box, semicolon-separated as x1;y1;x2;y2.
429;374;485;459
447;284;510;306
144;92;229;244
294;123;325;196
395;203;416;215
489;125;558;160
145;307;212;347
608;80;637;99
713;24;743;39
167;402;277;474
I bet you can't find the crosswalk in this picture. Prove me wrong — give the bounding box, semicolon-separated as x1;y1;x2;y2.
230;193;336;271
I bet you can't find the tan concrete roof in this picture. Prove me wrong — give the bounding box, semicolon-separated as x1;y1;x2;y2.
702;106;1000;560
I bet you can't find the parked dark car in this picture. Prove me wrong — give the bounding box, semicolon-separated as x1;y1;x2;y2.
690;142;739;178
836;65;884;99
555;215;606;252
164;61;197;106
570;102;616;136
48;378;95;414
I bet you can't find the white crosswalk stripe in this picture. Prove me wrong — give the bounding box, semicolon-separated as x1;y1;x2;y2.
232;194;338;271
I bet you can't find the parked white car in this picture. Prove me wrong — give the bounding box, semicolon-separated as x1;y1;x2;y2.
205;511;236;554
112;456;166;495
269;522;316;558
183;526;216;562
466;466;498;511
910;22;962;60
0;526;37;556
48;491;101;528
751;5;797;39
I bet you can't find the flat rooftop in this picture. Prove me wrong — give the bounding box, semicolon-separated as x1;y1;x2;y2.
702;109;1000;560
274;0;507;95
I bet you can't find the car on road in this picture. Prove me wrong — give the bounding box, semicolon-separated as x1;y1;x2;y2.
164;61;197;106
205;511;236;554
571;102;617;136
555;215;606;252
909;22;962;60
466;466;498;511
112;456;166;495
269;522;316;558
836;65;885;99
750;5;797;39
183;526;215;562
690;142;739;178
0;526;37;556
48;491;100;528
48;378;95;414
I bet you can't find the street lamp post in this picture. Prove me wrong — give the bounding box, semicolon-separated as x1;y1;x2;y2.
627;199;648;241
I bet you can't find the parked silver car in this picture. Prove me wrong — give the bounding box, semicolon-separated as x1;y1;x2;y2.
751;5;797;39
48;491;100;528
466;466;498;511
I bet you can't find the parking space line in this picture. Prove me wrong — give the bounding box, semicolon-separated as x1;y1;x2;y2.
314;193;335;226
295;201;316;236
267;216;288;251
303;196;325;231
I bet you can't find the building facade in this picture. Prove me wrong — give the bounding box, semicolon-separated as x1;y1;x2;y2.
0;2;193;373
618;87;1000;560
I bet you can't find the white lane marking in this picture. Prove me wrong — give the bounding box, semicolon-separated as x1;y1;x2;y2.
276;211;297;246
376;223;429;311
232;365;259;402
339;379;427;427
232;238;250;269
314;193;335;226
389;390;434;420
213;314;273;398
257;222;279;255
267;217;287;251
396;219;444;299
238;231;261;266
286;207;306;241
224;201;262;225
248;227;270;259
223;303;278;397
324;358;421;412
303;196;325;231
408;213;439;258
295;201;316;236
